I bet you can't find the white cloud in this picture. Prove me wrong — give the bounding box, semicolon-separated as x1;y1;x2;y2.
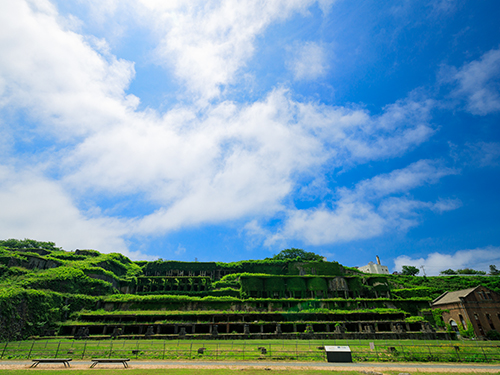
260;160;458;246
465;142;500;167
393;246;500;276
60;89;437;236
0;0;137;138
175;244;186;256
288;41;329;81
0;165;150;259
140;0;336;101
325;97;436;163
0;0;457;257
429;0;457;15
430;198;462;213
450;47;500;115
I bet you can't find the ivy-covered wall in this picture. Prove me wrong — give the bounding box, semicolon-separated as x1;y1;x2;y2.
0;288;96;341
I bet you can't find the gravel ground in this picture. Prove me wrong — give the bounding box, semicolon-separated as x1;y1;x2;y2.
1;360;500;372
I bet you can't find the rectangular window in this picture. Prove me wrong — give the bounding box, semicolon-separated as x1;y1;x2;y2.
486;314;495;330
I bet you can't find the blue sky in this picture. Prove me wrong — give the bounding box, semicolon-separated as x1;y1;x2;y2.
1;0;500;275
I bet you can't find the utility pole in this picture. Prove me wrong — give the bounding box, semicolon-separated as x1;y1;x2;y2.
420;265;426;276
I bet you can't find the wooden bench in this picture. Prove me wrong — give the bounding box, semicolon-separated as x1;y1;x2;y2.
30;358;72;368
90;358;130;368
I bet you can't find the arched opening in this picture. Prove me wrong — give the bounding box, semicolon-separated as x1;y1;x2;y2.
449;319;459;333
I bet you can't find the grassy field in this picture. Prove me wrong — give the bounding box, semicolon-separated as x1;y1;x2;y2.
1;338;499;363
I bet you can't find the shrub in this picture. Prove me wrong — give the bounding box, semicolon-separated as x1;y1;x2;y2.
486;329;500;340
458;319;475;338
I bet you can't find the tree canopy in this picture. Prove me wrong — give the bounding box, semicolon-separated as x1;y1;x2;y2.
270;248;323;262
402;265;420;276
440;269;457;275
456;268;486;275
440;268;487;275
489;265;499;275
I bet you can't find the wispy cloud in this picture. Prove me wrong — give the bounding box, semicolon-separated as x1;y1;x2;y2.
288;41;329;81
142;0;336;101
255;160;458;246
465;142;500;167
448;47;500;115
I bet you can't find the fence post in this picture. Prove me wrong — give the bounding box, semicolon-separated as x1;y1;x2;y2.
1;341;8;359
163;340;166;360
400;344;407;361
454;346;461;361
54;341;61;358
481;346;487;361
28;340;35;359
81;340;87;359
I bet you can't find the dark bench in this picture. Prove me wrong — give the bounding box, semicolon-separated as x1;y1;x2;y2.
90;358;130;368
30;358;72;368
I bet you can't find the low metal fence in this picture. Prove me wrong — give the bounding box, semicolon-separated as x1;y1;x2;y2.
1;339;499;363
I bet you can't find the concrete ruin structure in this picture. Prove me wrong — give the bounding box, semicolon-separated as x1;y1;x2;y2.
60;311;451;341
358;256;390;275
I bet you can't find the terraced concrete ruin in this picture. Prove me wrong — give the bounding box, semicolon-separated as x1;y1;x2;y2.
1;240;497;342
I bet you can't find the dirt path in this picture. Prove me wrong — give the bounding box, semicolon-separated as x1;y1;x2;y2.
2;361;500;372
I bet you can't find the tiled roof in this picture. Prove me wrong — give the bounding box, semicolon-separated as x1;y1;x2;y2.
431;286;479;306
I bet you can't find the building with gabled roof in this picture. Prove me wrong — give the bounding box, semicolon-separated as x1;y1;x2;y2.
431;285;500;338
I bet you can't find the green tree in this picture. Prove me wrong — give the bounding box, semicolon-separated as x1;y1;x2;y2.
489;265;500;275
270;248;323;261
456;268;486;275
402;265;420;276
440;269;457;275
